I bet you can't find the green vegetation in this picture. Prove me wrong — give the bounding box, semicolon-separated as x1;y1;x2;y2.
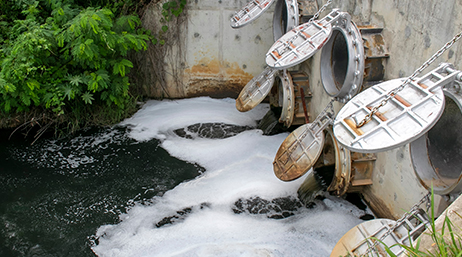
0;0;186;137
362;188;462;257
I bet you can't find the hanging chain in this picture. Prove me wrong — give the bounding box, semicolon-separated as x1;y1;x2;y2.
361;192;431;256
309;99;335;133
308;0;333;23
356;30;462;128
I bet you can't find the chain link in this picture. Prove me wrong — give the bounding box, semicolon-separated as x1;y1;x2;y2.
309;99;335;133
361;192;431;256
356;30;462;128
308;0;333;23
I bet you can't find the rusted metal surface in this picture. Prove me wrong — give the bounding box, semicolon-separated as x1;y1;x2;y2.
297;0;318;22
299;88;310;123
278;71;295;127
273;123;325;181
235;67;278;112
360;27;390;83
290;71;312;125
348;152;375;191
309;128;376;196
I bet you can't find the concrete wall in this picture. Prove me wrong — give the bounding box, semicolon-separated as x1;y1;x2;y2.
140;0;462;218
305;0;462;218
137;0;276;98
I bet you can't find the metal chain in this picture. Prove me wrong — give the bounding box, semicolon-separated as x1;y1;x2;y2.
361;192;431;256
308;0;333;23
356;30;462;128
309;99;335;133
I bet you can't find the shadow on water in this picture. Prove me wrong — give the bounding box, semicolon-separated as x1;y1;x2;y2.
0;126;204;257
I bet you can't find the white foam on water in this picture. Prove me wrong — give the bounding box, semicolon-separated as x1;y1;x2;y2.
92;97;365;256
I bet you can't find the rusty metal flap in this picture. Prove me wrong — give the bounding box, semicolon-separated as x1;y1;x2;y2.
230;0;276;29
273;123;325;181
236;67;278;112
266;9;348;69
333;63;461;153
278;70;295;127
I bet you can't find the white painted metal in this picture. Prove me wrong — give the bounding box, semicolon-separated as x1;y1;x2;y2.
230;0;276;28
278;70;295;127
236;67;278;112
410;83;462;195
266;9;347;69
333;64;461;153
331;209;429;257
272;0;299;42
320;19;364;103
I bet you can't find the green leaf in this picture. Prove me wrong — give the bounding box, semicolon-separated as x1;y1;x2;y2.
82;92;94;104
162;25;168;32
26;80;39;90
4;100;11;112
63;86;75;100
68;75;84;87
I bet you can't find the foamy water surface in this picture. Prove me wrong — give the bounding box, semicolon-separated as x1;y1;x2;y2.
92;97;367;257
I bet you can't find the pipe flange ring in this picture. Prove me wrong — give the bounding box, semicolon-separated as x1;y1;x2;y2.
272;0;299;42
320;18;365;102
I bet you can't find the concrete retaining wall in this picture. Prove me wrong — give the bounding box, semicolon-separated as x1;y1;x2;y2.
306;0;462;219
138;0;462;218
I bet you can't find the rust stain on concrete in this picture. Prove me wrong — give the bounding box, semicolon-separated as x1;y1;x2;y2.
361;187;398;219
184;57;254;98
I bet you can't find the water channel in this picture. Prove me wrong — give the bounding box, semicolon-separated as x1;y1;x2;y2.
1;97;369;256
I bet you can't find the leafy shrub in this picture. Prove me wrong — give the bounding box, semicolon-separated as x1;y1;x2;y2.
0;0;171;135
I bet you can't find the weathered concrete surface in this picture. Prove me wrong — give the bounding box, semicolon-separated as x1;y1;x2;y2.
305;0;462;219
417;193;462;254
138;0;462;218
183;1;275;98
138;0;275;99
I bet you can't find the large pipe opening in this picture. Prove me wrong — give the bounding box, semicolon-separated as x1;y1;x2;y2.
272;0;288;42
411;90;462;195
320;21;364;102
330;30;349;91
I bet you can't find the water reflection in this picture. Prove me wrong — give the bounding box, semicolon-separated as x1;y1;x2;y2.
0;127;203;256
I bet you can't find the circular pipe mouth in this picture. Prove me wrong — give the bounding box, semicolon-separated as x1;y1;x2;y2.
411;89;462;195
320;21;364;102
313;128;351;196
272;0;299;42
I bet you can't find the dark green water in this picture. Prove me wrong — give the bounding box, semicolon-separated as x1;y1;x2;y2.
0;127;203;256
